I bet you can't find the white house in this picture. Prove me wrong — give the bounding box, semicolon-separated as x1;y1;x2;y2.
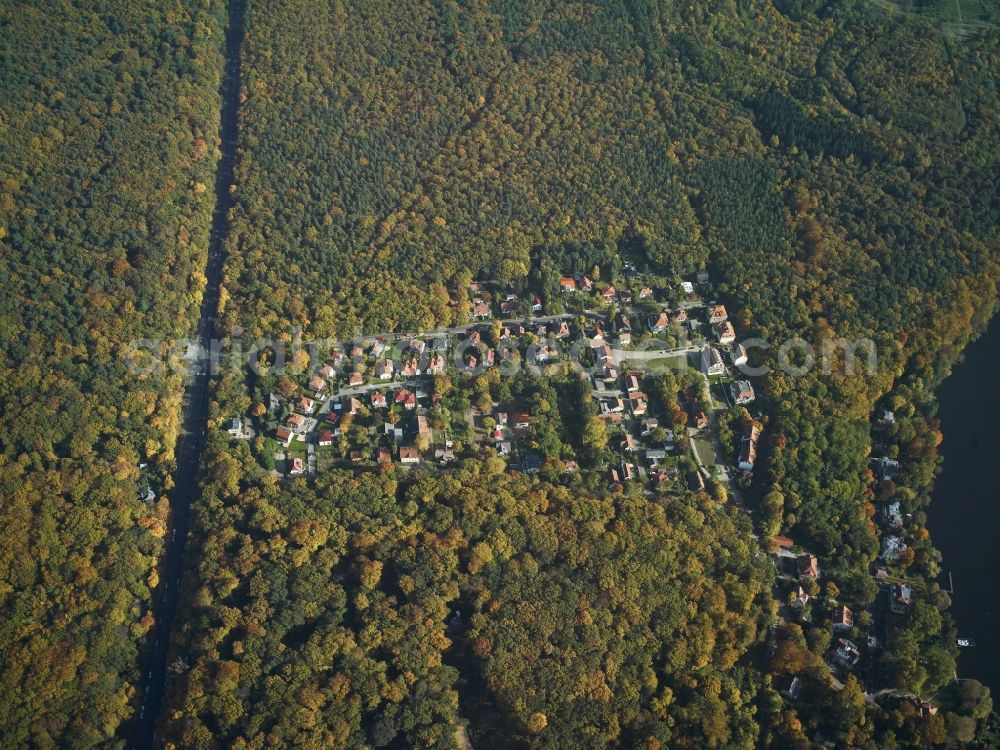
732;343;748;367
701;346;725;376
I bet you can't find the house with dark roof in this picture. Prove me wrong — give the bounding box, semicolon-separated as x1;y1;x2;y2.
832;604;853;631
797;554;820;579
713;320;736;344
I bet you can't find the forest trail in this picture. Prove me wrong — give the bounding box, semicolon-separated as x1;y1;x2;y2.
127;0;245;747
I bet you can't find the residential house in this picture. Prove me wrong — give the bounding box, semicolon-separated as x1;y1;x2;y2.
833;605;853;631
560;277;577;292
673;308;688;324
625;372;640;392
602;285;617;302
618;289;633;304
874;456;899;479
696;271;709;284
608;467;621;484
731;380;755;404
467;329;482;346
399;445;421;464
629;395;648;416
645;448;667;462
554;321;570;339
891;583;913;613
308;375;327;394
617;331;632;346
882;535;908;560
417;415;431;437
833;639;860;669
595;343;614;367
226;418;243;437
638;286;653;299
708;304;728;324
793;586;810;608
532;294;543;312
287;413;306;431
435;446;456;464
579;276;593;292
773;535;795;551
298;397;315;414
797;554;820;579
778;676;803;702
427;353;446;374
521;454;542;474
599;366;620;386
471;300;490;318
348;371;364;387
681;281;695;295
343;396;362;415
395;389;417;410
732;343;748;367
378;448;392;464
318;430;334;447
500;299;518;316
701;346;725;376
375;359;394;380
371;338;388;358
738;426;760;472
370;390;387;409
318;364;336;379
713;320;736;345
275;426;294;447
693;410;709;429
601;397;625;414
514;412;531;430
641;418;659;435
497;441;513;456
884;501;904;528
617;313;632;331
290;457;304;475
621;462;635;481
648;312;670;333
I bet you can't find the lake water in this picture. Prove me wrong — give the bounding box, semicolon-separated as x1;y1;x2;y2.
929;310;1000;694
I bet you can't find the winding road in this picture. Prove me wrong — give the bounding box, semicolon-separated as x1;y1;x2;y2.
127;1;245;747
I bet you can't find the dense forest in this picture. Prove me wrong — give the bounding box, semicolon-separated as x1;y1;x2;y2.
0;1;225;745
194;0;1000;746
3;0;999;747
160;445;773;749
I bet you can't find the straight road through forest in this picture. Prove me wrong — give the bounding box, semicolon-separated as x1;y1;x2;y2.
127;0;245;746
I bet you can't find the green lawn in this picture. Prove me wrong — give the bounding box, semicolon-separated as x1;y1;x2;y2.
692;436;717;467
645;354;690;373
